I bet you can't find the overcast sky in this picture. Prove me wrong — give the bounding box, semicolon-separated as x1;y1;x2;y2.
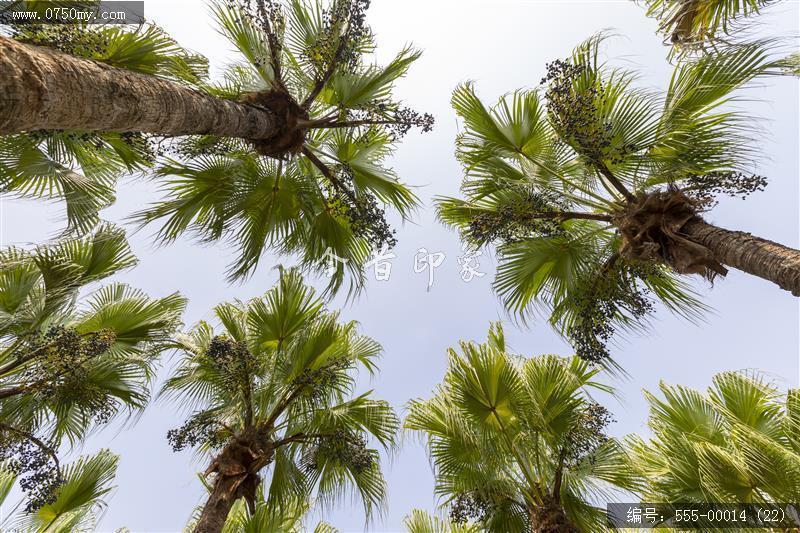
1;0;798;531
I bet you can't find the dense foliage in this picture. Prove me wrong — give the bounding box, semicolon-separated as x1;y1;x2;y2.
2;0;432;294
0;225;185;509
162;268;398;523
628;371;800;514
437;35;780;362
406;323;635;532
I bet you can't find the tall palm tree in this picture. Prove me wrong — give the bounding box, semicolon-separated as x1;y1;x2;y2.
0;224;186;509
637;0;777;53
405;323;634;532
436;36;797;362
162;267;398;533
0;449;121;532
2;0;429;290
0;12;209;234
626;371;800;526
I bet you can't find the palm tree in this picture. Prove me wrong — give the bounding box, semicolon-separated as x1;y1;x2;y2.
162;267;398;533
637;0;777;53
0;14;209;234
405;323;635;532
436;36;797;362
2;0;428;289
403;509;481;533
0;449;120;532
0;224;186;509
626;371;800;526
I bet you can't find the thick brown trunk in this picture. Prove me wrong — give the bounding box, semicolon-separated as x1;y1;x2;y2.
683;218;800;296
193;438;269;533
193;473;242;533
0;36;278;139
529;495;578;533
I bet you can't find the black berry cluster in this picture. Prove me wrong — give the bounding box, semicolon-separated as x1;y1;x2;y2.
686;171;768;206
167;412;226;452
467;191;568;245
303;429;374;474
449;491;492;525
567;263;656;363
562;402;614;467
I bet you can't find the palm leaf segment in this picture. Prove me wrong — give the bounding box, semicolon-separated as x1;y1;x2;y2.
162;267;398;522
0;449;120;532
627;371;800;526
0;224;186;511
184;489;339;533
437;35;779;362
135;0;430;293
1;3;209;235
405;322;635;533
638;0;775;54
403;508;481;533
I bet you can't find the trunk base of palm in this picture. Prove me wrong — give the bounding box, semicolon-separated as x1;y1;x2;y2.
193;440;267;533
529;496;578;533
614;188;800;296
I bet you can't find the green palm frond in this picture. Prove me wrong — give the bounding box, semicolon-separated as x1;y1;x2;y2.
437;35;779;363
406;323;629;532
403;509;481;533
0;229;184;511
639;0;775;53
163;267;397;527
0;134;120;235
628;371;800;513
0;450;119;533
322;46;421;108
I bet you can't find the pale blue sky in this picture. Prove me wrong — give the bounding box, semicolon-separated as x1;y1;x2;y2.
0;1;798;531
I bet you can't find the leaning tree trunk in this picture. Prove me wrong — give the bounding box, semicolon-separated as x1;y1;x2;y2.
194;473;244;533
683;219;800;296
0;36;278;139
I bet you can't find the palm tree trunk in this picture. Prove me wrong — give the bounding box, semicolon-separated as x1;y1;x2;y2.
193;473;242;533
0;36;278;139
683;219;800;296
529;495;578;533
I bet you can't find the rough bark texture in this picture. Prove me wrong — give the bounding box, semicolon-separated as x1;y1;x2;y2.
683;218;800;296
193;438;270;533
529;496;579;533
615;189;727;279
194;472;244;533
0;36;279;139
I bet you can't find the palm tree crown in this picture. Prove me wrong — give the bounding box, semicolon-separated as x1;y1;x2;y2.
627;371;800;517
405;323;634;532
2;0;431;294
0;224;186;510
136;0;430;292
162;267;398;531
436;35;787;362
